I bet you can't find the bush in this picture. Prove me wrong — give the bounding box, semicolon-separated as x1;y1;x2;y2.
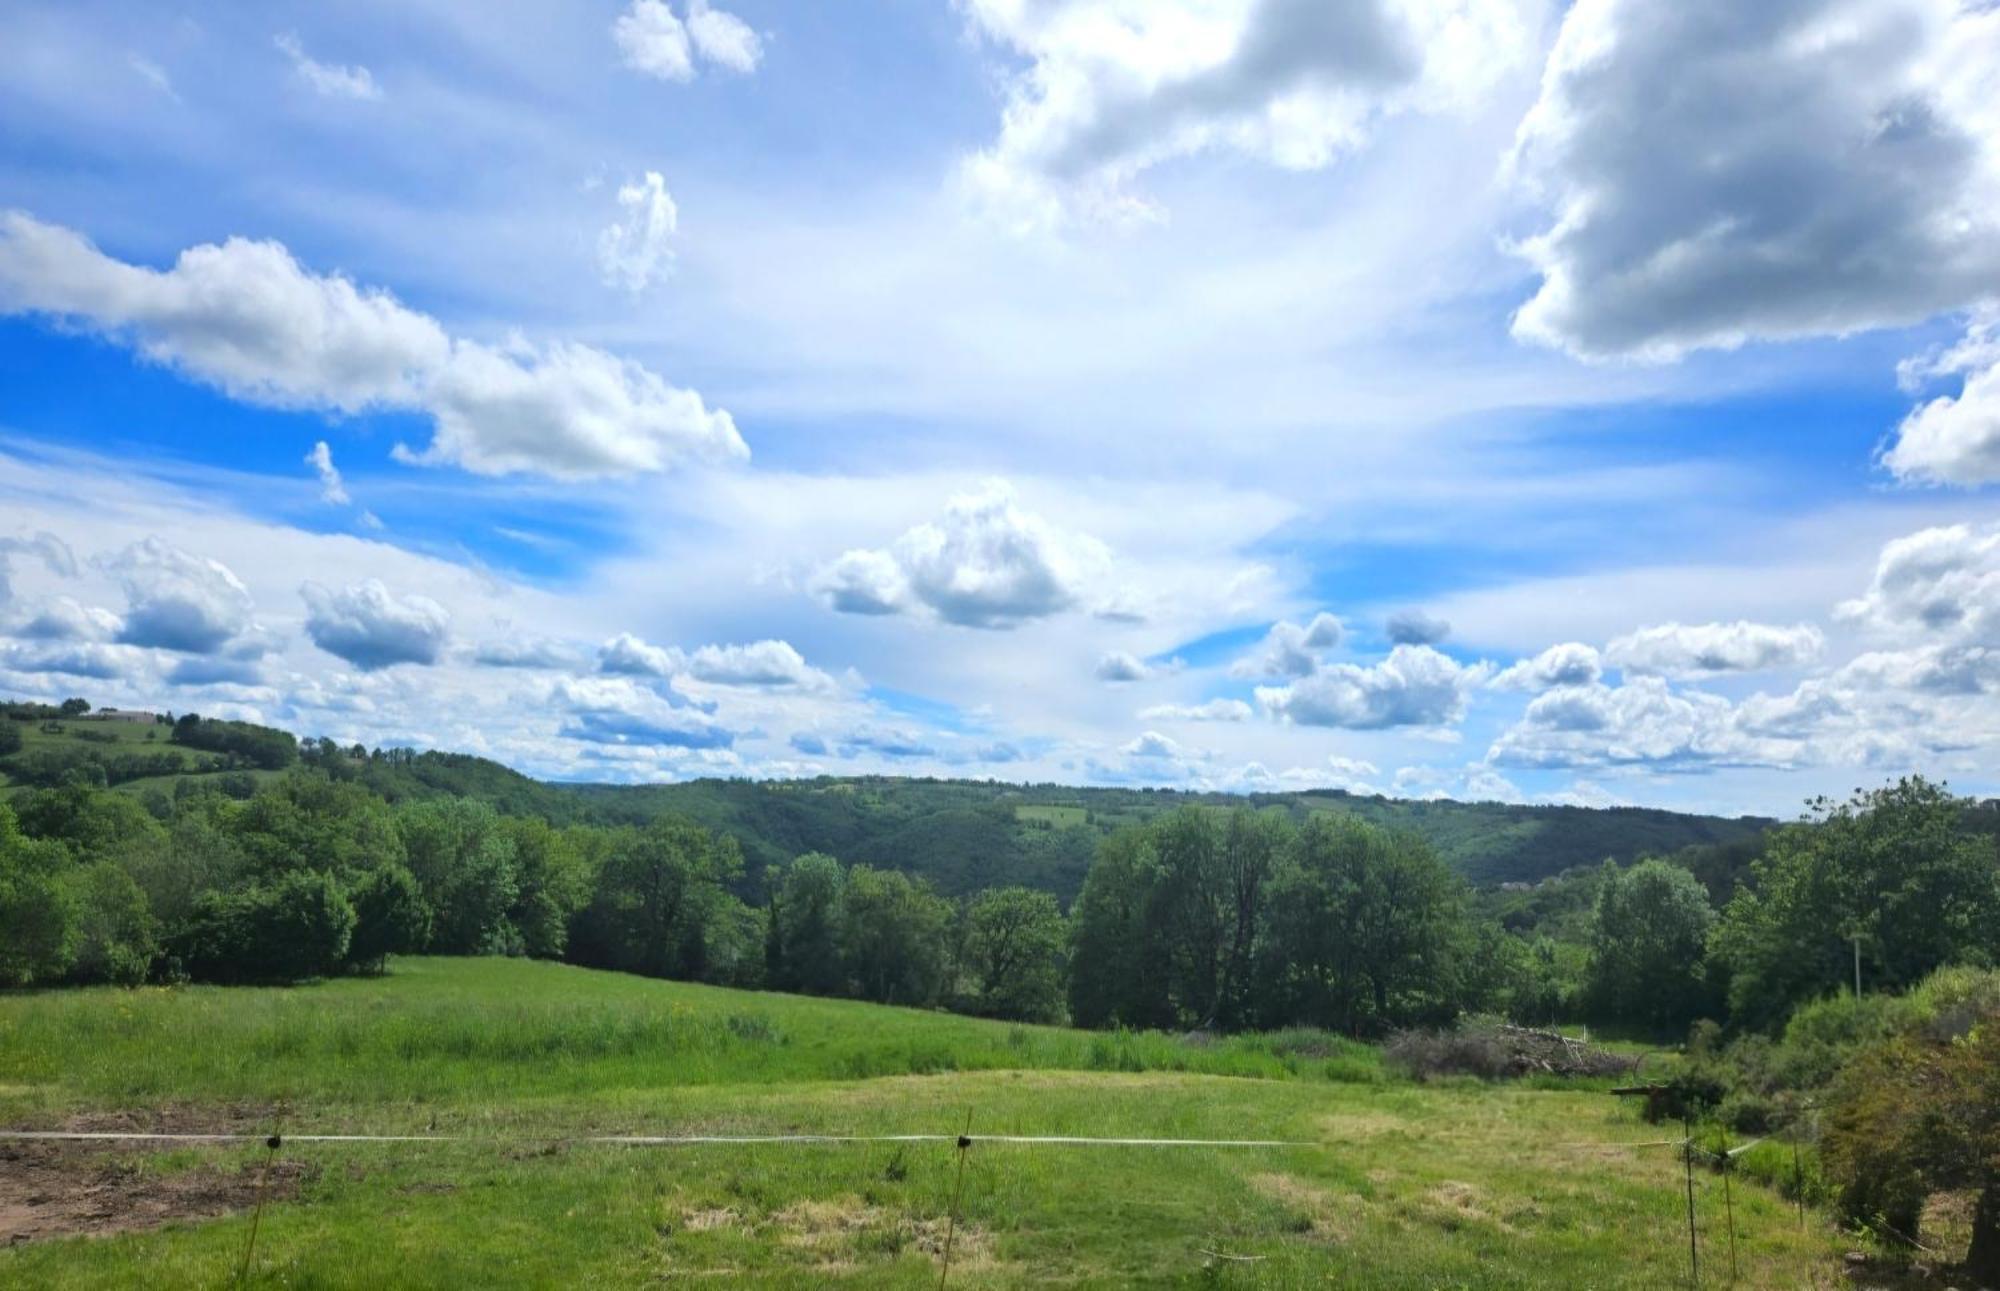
171;870;356;983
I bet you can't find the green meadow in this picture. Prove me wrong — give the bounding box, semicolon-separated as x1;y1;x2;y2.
0;958;1846;1287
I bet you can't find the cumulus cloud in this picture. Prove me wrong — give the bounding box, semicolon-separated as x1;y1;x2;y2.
1257;643;1482;729
1121;730;1187;759
300;578;450;670
597;631;682;678
685;639;834;690
106;537;256;654
1489;677;1792;770
275;32;382;101
1094;650;1181;683
1229;612;1343;678
614;0;760;82
1882;314;2000;485
1491;641;1600;690
812;482;1109;629
1836;523;2000;644
1606;621;1824;678
960;0;1530;230
0;213;744;479
13;597;121;643
1385;608;1450;645
597;171;678;293
1511;0;2000;360
553;675;733;749
1137;697;1254;722
305;440;351;505
0;531;76;604
0;640;148;681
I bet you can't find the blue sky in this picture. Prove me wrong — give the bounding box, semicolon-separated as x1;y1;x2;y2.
3;0;1999;817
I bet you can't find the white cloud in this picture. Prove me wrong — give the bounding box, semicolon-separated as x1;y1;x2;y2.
552;675;734;749
686;0;763;73
305;440;351;505
1257;643;1483;729
1385;608;1450;645
0;213;744;480
1094;650;1150;682
598;631;682;678
275;32;383;102
0;531;77;604
598;171;679;293
1491;641;1600;690
471;637;589;671
1606;621;1824;678
959;0;1531;230
613;0;693;81
1137;697;1254;722
1511;0;2000;360
1881;314;2000;485
685;639;834;691
0;640;151;682
106;536;257;655
1229;611;1343;678
1836;522;2000;645
811;481;1110;628
614;0;760;81
1489;677;1790;770
301;578;450;670
12;597;121;643
1121;729;1188;759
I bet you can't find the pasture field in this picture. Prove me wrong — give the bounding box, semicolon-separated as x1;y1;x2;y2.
0;959;1847;1287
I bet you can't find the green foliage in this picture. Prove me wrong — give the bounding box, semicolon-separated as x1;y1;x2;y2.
171;869;357;984
1712;778;2000;1027
0;802;78;986
169;713;297;770
1257;813;1470;1035
766;852;846;995
1583;858;1716;1030
569;816;742;982
0;718;25;756
63;860;158;985
837;864;951;1006
346;865;430;973
1822;1000;2000;1274
961;886;1066;1021
396;798;517;954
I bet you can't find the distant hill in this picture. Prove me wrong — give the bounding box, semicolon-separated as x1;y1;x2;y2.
3;710;1774;897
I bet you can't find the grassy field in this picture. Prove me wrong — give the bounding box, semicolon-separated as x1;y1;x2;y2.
0;959;1848;1287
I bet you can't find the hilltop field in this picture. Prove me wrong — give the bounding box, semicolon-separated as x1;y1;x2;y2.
0;957;1844;1288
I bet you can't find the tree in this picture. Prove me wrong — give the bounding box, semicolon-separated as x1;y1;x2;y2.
1823;1001;2000;1280
768;853;847;995
1067;828;1172;1029
172;870;356;983
346;865;430;973
65;861;158;985
571;817;741;981
838;864;951;1005
397;799;518;954
1712;778;2000;1027
499;817;588;960
0;720;22;756
1257;815;1468;1035
0;803;78;986
1583;859;1715;1030
962;886;1065;1021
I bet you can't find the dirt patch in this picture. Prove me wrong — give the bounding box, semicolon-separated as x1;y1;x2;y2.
60;1102;285;1137
679;1206;740;1232
0;1140;315;1245
765;1194;994;1268
1250;1171;1358;1242
1419;1180;1515;1234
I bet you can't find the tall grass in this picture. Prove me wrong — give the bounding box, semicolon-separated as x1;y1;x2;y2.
0;957;1379;1112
